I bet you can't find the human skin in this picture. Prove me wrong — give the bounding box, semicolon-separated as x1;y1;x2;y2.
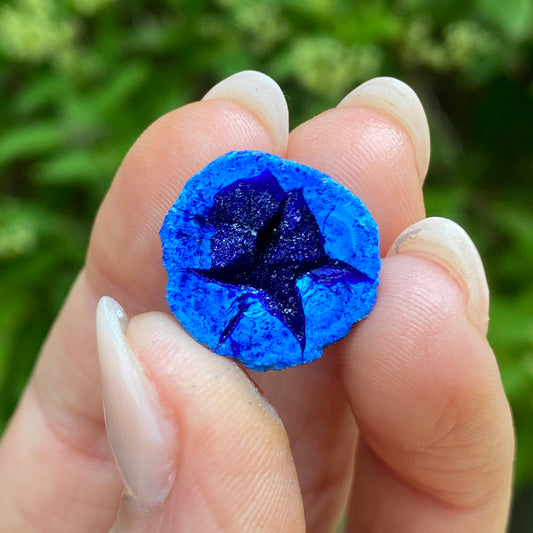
0;71;514;532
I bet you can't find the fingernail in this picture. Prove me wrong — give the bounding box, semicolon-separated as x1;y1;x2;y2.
96;296;177;510
387;217;490;334
203;70;289;155
338;76;431;181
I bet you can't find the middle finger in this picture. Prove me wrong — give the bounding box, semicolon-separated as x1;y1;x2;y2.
251;77;429;532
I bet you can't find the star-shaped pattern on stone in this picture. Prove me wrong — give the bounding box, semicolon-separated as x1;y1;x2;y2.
191;170;370;352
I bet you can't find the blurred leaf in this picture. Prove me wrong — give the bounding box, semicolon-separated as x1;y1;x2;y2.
477;0;533;41
37;149;105;185
274;35;382;99
0;0;77;63
0;200;40;259
13;73;67;116
0;122;63;167
337;4;403;44
91;61;150;116
68;0;115;15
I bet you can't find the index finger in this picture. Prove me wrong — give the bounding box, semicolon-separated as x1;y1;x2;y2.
250;76;430;532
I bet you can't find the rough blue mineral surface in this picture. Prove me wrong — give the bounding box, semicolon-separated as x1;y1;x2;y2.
160;150;380;371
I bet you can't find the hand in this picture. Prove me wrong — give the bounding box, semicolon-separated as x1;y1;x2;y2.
0;71;514;532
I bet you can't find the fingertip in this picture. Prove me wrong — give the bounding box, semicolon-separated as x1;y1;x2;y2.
123;310;305;531
339;76;431;181
126;311;274;418
96;296;177;511
388;217;490;335
203;70;289;155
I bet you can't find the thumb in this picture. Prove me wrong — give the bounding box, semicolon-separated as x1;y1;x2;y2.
96;297;304;533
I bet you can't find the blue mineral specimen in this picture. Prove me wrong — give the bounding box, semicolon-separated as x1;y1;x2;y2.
160;150;380;371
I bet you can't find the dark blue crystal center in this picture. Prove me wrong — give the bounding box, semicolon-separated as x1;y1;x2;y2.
192;170;370;351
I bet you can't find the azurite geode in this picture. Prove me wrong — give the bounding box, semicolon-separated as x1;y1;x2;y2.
160;150;380;371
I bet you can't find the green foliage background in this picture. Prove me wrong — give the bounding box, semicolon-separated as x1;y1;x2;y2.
0;0;532;527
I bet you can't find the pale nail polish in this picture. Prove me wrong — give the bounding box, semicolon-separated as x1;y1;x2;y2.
203;70;289;155
388;217;490;334
96;296;177;510
338;76;431;181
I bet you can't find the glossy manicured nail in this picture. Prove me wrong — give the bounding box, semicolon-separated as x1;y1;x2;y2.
203;70;289;155
388;217;490;334
338;76;431;181
96;296;177;510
